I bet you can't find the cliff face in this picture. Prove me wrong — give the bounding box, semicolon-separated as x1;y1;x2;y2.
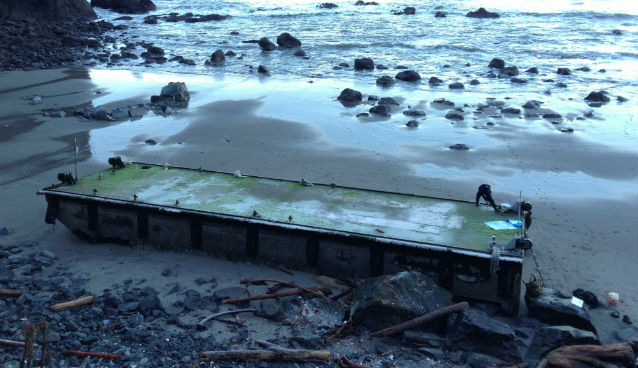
0;0;96;21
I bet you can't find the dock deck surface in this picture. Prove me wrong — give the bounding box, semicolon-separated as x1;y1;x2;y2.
56;163;517;251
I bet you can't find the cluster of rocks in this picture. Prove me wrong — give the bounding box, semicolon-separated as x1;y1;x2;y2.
143;12;228;25
90;0;156;14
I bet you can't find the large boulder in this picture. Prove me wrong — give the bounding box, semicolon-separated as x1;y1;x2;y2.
337;88;362;105
395;70;421;82
525;287;596;333
525;326;599;365
151;82;190;108
488;58;505;69
584;91;610;103
0;0;96;20
376;75;395;87
258;37;276;51
499;66;519;77
447;308;522;362
276;32;301;48
354;57;374;70
466;8;499;18
204;50;225;65
90;0;156;14
350;271;452;332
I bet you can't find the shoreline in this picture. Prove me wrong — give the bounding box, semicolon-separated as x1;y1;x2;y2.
0;66;636;365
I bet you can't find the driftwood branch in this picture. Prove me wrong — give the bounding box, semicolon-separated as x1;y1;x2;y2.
200;340;334;362
535;342;637;368
0;338;39;348
49;296;94;312
0;289;24;297
222;287;330;304
339;356;373;368
62;350;121;359
370;302;469;337
196;308;256;330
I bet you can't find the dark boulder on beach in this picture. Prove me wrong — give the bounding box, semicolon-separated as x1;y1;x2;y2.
376;76;395;87
294;49;306;57
525;287;596;333
406;120;419;127
0;0;96;20
449;143;469;150
488;58;505;69
277;32;302;48
90;0;156;14
449;82;465;89
403;109;426;117
258;37;276;51
204;50;225;65
499;66;519;77
470;79;480;85
434;11;446;17
526;67;539;74
395;70;421;82
318;3;338;9
502;107;521;115
378;97;399;106
466;8;499;18
337;88;362;104
151;82;190;108
354;57;374;70
445;111;464;120
584;91;610;103
523;100;542;109
557;67;571;75
354;0;378;5
429;76;444;85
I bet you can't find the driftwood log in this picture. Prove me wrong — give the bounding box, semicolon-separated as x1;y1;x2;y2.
49;296;95;312
62;350;121;359
196;308;256;330
370;302;469;337
0;289;24;297
536;342;637;368
0;338;39;348
201;340;333;362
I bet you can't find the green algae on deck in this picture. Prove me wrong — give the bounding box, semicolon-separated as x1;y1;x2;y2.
65;163;517;251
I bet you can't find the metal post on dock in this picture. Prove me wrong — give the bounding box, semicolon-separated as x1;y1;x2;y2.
74;137;78;182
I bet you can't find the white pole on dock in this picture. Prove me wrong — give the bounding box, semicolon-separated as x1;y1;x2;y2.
74;137;78;181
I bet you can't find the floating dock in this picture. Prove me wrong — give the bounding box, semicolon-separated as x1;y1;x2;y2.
39;163;525;313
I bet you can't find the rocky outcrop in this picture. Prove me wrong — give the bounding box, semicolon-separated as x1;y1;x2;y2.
448;309;522;362
150;82;190;108
354;57;374;70
525;326;599;365
557;67;571;75
350;271;452;332
0;0;96;20
90;0;156;14
394;7;415;15
318;3;338;9
466;8;499;18
276;32;301;48
395;70;421;82
525;287;596;333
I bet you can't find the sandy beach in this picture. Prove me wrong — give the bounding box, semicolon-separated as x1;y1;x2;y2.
1;67;636;345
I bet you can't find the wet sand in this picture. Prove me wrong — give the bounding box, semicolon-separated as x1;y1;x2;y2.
0;68;636;343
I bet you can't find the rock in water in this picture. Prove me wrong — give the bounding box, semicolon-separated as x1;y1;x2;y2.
337;88;362;104
369;105;391;117
525;287;596;333
354;57;374;70
90;0;156;14
257;65;269;75
258;37;276;51
584;91;610;103
376;75;395;86
499;66;519;77
205;50;225;65
447;309;521;362
434;11;446;17
488;58;505;69
349;271;452;331
395;70;421;81
318;3;338;9
557;67;571;75
466;7;500;18
449;82;465;89
0;0;96;20
276;32;301;48
429;76;444;85
151;82;190;108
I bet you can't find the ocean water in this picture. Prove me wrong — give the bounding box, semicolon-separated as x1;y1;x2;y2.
94;0;638;100
88;0;638;200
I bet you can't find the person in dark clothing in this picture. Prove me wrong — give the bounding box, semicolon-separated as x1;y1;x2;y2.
475;184;499;212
